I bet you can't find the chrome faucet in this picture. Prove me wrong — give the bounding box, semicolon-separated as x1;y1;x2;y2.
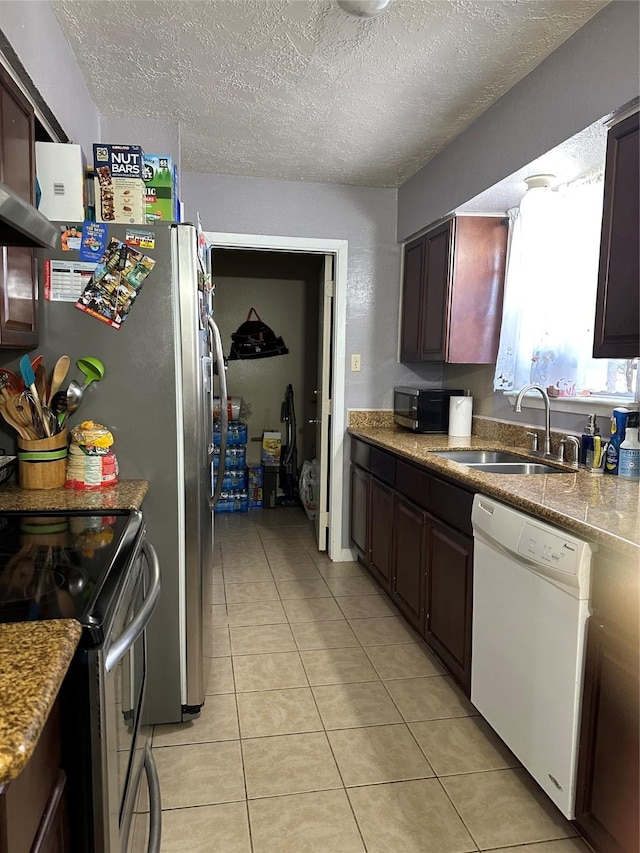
514;384;552;456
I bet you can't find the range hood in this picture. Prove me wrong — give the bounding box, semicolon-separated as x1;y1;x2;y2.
0;181;58;249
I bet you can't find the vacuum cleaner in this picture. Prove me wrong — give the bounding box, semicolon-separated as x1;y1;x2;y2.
279;384;299;506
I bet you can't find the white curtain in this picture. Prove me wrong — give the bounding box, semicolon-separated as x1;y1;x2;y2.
493;169;621;397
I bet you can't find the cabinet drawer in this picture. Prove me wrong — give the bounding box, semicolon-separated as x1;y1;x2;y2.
350;437;371;472
429;476;473;535
370;447;395;486
395;460;430;511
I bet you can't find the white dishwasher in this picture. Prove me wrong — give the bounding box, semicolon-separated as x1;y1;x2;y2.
471;494;593;819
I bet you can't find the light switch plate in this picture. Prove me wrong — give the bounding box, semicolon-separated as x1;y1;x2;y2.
351;354;361;372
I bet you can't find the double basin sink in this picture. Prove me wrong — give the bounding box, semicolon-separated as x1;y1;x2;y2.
431;450;570;475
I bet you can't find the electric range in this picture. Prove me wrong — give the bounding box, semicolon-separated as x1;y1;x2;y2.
0;509;161;853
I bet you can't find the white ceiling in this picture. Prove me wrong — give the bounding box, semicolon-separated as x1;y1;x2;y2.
53;0;608;189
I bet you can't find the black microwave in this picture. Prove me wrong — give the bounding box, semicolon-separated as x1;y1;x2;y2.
393;387;464;433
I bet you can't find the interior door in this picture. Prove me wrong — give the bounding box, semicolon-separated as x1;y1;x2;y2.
315;254;334;551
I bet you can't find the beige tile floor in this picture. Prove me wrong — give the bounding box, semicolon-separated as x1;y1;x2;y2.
142;507;592;853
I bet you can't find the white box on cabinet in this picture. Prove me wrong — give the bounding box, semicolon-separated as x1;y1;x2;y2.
36;142;86;221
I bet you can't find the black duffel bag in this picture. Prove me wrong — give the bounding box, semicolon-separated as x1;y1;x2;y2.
228;307;289;360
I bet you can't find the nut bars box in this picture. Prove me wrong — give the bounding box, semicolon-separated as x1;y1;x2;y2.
93;144;145;224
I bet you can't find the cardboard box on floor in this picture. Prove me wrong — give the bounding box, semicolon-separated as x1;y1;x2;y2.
261;431;281;465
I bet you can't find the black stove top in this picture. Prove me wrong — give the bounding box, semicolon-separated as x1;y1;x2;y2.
0;510;144;639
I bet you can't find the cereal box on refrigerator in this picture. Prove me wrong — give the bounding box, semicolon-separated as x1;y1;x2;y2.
93;144;145;224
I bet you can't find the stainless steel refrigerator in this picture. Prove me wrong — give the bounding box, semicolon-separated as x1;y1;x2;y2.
37;222;227;724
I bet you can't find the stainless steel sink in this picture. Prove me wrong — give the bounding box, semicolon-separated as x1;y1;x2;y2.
430;449;571;474
463;462;568;475
432;450;529;464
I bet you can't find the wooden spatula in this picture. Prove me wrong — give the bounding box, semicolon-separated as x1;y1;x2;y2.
48;356;70;405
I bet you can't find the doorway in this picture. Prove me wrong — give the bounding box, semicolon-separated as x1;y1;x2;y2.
205;232;349;561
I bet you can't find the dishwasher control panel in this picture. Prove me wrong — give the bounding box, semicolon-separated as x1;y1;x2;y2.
518;523;578;575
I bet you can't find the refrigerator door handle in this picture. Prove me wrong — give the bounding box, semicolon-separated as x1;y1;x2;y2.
207;316;228;509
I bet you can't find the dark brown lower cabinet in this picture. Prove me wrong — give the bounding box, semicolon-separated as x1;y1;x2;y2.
0;699;69;853
424;516;473;694
391;494;426;632
575;618;639;853
369;477;393;592
349;464;369;561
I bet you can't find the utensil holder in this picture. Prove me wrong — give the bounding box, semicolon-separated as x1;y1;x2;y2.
17;429;68;489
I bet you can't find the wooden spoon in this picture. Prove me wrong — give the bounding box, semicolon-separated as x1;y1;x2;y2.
48;356;70;405
0;398;31;440
35;363;47;402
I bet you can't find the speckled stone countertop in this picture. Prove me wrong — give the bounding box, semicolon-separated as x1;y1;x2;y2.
0;480;148;512
349;426;640;554
0;620;81;787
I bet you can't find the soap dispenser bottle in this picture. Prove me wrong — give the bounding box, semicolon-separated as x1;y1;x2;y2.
619;411;640;479
580;413;599;467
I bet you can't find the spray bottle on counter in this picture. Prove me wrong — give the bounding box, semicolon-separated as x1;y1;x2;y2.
618;411;640;479
604;407;630;475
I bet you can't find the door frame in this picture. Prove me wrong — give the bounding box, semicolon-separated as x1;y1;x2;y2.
204;231;350;561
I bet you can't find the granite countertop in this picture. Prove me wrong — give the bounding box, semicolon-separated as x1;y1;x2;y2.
0;620;82;787
0;479;149;513
349;426;640;554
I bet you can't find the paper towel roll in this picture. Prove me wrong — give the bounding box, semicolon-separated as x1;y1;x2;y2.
449;396;473;437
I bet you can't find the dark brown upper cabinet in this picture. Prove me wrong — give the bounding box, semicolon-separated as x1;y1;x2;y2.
0;67;38;348
400;215;507;364
593;111;639;359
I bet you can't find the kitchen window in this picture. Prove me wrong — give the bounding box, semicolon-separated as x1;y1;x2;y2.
493;168;637;406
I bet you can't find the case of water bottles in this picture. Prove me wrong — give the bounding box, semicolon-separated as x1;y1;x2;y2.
213;468;248;491
212;420;248;447
215;490;249;513
213;419;250;513
212;447;246;470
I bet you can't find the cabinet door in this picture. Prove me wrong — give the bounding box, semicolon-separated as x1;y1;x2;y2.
391;494;426;632
593;112;639;359
424;516;473;694
369;477;393;591
400;235;425;363
420;220;452;361
350;465;370;562
31;771;68;853
575;618;639;853
0;68;38;347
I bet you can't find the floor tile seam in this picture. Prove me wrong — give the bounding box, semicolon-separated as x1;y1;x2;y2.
296;662;383;689
432;772;494;852
227;619;290;629
360;644;443;681
149;733;242;749
245;781;348;802
324;722;438;787
291;638;366;653
348;774;484;853
318;721;371;853
241;728;346;801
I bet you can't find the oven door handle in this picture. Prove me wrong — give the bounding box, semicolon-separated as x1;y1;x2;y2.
145;743;162;853
105;542;161;673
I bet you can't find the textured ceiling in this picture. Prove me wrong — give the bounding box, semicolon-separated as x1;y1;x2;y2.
53;0;608;187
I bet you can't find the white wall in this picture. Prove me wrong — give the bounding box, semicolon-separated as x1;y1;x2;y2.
0;0;100;158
